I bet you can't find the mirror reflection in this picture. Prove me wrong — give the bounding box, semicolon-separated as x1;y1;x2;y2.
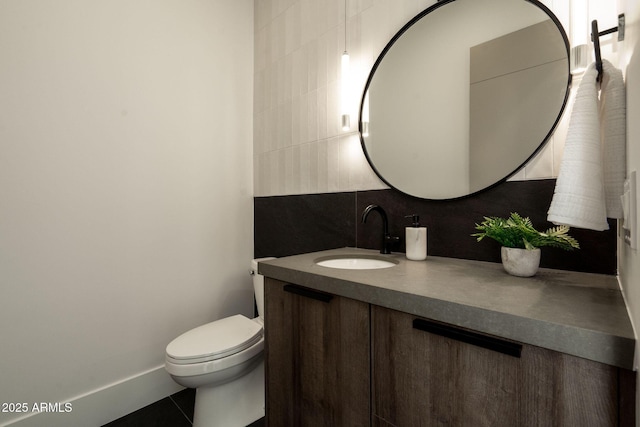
360;0;570;200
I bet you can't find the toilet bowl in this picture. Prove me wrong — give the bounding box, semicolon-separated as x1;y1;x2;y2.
165;257;275;427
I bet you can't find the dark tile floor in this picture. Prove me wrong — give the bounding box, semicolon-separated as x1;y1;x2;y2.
102;388;265;427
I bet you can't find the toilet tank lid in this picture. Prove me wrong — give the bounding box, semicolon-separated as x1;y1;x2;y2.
251;257;276;273
166;314;263;363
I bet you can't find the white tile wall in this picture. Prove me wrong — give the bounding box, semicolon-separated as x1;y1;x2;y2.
254;0;618;197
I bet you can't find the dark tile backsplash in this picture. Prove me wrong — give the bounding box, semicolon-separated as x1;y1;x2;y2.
254;192;356;258
255;179;617;275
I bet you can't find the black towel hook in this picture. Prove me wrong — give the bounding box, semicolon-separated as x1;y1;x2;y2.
591;14;626;83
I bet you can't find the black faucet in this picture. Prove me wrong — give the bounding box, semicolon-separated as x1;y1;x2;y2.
362;204;400;254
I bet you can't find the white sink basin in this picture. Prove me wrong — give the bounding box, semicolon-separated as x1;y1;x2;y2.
315;256;397;270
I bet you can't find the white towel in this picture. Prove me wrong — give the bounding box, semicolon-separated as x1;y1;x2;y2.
600;59;626;218
548;63;608;231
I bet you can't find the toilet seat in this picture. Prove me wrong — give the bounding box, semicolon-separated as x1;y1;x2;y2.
165;315;264;379
166;314;263;365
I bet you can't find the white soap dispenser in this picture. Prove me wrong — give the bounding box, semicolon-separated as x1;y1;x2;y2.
405;214;427;261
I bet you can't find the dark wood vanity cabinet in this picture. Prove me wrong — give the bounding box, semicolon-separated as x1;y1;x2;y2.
372;306;634;427
264;277;634;427
264;278;370;426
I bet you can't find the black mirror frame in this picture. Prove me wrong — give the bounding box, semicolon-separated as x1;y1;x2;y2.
358;0;572;201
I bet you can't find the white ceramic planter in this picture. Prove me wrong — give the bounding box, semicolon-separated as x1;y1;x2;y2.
500;247;541;277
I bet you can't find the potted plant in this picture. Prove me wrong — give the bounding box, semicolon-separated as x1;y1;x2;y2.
472;213;580;277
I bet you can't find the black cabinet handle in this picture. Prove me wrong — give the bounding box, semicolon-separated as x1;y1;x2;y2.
283;284;333;303
413;318;522;358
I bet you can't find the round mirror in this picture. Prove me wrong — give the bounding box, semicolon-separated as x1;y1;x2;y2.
359;0;570;200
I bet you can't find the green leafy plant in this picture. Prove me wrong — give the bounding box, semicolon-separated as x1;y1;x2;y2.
473;213;580;251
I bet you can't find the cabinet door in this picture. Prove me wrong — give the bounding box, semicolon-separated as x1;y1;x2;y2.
265;278;370;426
372;306;623;427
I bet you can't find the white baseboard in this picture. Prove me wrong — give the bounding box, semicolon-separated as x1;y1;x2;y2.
1;365;184;427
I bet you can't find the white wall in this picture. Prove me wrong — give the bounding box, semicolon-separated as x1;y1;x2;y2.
618;0;640;423
253;0;578;197
0;1;254;426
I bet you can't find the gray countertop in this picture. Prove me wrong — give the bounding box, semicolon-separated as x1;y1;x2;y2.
258;247;635;369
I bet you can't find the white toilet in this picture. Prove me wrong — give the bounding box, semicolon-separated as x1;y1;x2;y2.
165;257;274;427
